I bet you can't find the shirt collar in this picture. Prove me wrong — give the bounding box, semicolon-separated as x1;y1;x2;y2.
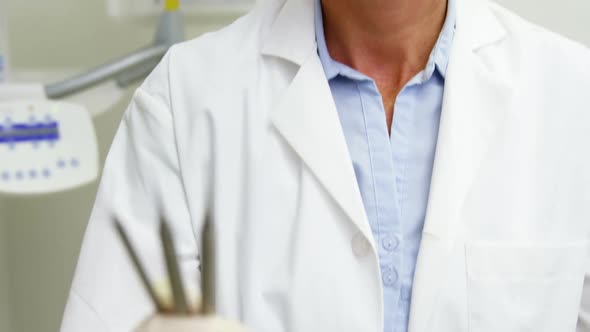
314;0;346;80
429;0;456;78
314;0;456;81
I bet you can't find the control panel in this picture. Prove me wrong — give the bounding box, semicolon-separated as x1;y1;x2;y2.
0;100;98;194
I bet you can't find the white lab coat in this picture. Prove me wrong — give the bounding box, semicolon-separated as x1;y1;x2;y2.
60;0;590;331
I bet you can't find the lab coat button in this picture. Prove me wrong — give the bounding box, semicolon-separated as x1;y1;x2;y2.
352;234;371;257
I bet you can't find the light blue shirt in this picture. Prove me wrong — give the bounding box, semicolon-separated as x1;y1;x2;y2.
314;1;456;331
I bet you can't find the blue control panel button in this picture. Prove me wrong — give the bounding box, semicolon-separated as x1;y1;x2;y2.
0;121;60;145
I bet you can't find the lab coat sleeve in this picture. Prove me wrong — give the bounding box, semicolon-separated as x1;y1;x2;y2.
579;271;590;331
576;59;590;332
578;248;590;331
60;49;211;332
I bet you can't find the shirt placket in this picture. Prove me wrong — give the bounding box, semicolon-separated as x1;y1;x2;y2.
357;79;404;332
391;83;415;331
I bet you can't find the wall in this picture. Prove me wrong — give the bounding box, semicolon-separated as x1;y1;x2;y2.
494;0;590;47
4;0;589;68
0;200;14;332
5;0;239;68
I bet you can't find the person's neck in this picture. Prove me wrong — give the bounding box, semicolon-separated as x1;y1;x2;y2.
321;0;448;87
321;0;448;133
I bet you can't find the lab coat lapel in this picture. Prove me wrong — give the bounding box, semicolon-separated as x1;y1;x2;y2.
263;0;374;244
408;1;513;331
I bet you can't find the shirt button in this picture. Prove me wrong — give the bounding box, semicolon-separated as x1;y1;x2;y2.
382;266;398;287
382;236;399;252
351;233;371;258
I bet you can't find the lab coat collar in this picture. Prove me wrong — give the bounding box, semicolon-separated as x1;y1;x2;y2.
269;50;375;245
263;2;375;245
260;0;317;65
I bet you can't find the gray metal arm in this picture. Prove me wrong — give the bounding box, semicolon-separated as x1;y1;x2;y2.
44;45;168;99
115;57;162;88
44;10;184;99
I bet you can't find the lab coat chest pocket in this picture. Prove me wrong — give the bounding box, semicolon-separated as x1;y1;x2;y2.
465;242;588;332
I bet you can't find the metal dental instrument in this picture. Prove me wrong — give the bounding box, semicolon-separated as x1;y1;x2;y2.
114;218;167;312
115;211;214;315
160;219;190;314
201;215;216;315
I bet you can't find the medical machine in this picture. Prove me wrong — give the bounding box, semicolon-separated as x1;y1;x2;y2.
1;0;259;195
0;0;186;195
0;8;10;83
0;98;98;195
